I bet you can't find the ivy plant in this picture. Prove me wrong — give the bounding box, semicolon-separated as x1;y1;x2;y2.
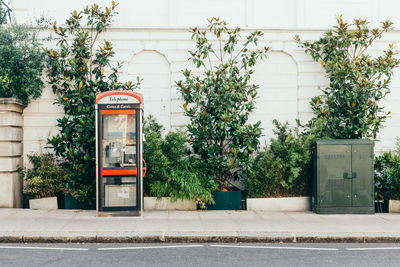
177;18;269;190
46;2;139;204
295;16;400;139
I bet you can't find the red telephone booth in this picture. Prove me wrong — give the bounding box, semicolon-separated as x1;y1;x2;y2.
95;91;144;216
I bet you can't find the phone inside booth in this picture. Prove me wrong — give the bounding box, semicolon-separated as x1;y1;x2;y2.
96;91;143;216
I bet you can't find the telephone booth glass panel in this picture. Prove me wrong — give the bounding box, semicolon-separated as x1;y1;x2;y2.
102;113;137;168
103;176;137;207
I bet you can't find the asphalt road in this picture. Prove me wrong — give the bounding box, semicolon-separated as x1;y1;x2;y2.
1;243;400;267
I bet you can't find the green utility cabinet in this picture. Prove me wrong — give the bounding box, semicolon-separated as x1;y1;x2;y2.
313;140;374;214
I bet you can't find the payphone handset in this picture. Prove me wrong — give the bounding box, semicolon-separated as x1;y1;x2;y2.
105;141;122;165
104;141;137;167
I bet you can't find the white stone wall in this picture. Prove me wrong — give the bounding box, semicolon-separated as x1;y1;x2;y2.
125;50;172;132
23;87;64;159
250;51;300;147
11;0;400;162
13;0;400;29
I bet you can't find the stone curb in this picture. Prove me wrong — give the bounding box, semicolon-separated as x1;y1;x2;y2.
1;235;400;243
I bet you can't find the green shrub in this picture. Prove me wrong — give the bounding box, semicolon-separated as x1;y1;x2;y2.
46;2;139;204
0;74;10;93
176;18;268;190
375;141;400;200
295;16;400;139
143;116;217;207
21;153;68;199
245;120;315;198
0;23;45;104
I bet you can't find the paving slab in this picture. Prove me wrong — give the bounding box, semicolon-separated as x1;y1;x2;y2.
1;208;400;243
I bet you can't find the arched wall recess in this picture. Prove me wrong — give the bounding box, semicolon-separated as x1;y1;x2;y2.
127;50;172;131
250;51;299;147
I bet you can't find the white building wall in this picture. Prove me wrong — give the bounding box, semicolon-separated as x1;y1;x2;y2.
22;87;64;163
13;0;400;29
125;50;172;132
11;0;400;161
250;52;299;147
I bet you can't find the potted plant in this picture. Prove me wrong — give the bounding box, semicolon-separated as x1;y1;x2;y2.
143;116;217;210
245;120;315;211
21;153;67;210
295;16;400;214
375;140;400;213
176;18;269;210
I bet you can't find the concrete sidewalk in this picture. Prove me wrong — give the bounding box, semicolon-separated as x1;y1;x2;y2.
1;208;400;243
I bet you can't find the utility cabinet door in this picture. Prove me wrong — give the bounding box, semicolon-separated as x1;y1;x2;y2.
318;144;352;207
351;144;373;207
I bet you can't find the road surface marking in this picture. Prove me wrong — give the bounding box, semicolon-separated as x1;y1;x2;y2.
211;245;338;251
0;246;89;251
347;247;400;251
98;245;204;251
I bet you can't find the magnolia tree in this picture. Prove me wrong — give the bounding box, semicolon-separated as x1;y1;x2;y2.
177;18;269;190
296;16;400;139
46;2;140;203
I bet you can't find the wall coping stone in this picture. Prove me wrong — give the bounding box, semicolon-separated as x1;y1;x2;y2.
0;98;26;113
0;98;24;106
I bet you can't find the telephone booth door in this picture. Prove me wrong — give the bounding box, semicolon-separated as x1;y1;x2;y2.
95;91;143;216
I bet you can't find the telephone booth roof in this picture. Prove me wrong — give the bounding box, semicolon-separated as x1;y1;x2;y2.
95;90;143;104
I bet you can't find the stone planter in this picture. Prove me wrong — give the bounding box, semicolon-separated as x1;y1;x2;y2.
389;200;400;213
0;98;24;208
29;197;58;210
144;197;196;210
247;197;312;211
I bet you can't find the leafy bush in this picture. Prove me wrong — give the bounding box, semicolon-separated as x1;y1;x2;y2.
245;120;315;198
0;74;10;93
176;18;269;190
0;23;45;104
295;16;400;139
46;2;139;204
375;141;400;200
143;116;217;207
22;153;68;199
